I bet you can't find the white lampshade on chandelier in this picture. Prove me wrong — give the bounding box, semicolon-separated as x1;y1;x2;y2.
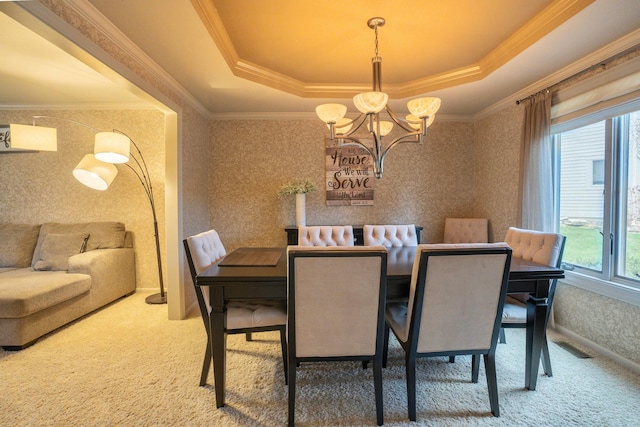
316;17;441;178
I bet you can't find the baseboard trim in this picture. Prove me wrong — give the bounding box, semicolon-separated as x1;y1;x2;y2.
554;325;640;375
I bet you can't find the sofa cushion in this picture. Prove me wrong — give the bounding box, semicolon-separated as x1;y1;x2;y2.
33;233;89;271
0;268;91;318
0;224;41;268
32;222;126;267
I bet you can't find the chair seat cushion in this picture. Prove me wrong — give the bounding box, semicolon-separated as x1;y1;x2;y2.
501;296;527;323
225;300;286;330
386;301;409;342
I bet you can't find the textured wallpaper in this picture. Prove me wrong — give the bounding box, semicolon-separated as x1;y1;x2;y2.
554;283;640;365
208;119;475;251
473;104;523;242
0;109;165;292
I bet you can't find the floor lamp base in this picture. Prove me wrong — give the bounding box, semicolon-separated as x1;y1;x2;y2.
145;293;167;305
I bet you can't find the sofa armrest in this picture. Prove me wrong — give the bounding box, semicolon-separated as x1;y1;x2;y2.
68;248;136;305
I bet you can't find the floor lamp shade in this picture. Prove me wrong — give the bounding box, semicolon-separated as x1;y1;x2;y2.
94;132;130;164
73;154;118;190
9;124;57;151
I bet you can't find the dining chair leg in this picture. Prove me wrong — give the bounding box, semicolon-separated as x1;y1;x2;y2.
382;324;390;368
484;353;500;417
471;354;480;383
406;353;417;422
541;336;553;377
200;342;212;386
499;328;506;344
287;360;296;427
280;328;288;384
374;357;384;426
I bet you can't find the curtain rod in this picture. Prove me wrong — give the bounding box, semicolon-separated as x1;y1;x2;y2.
515;45;640;105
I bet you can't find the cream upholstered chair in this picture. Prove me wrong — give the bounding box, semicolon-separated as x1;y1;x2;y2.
443;217;489;243
297;225;354;246
287;246;388;426
384;243;512;420
184;230;287;388
443;218;489;363
363;224;418;246
501;227;565;376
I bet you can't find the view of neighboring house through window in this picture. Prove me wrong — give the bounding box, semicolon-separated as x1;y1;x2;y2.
554;109;640;288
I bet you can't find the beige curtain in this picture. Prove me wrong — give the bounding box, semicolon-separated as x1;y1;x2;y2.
519;90;553;231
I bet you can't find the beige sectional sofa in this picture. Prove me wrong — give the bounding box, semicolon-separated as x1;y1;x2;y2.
0;222;136;350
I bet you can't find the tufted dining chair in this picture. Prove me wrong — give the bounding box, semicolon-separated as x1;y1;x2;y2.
384;243;512;420
501;227;565;377
443;217;489;243
184;230;287;389
287;245;388;426
297;225;354;246
363;224;418;246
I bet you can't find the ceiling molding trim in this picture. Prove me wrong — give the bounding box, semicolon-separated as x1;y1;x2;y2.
190;0;240;71
189;0;594;102
0;102;155;111
473;28;640;122
234;60;306;97
9;0;183;115
65;0;210;117
479;0;595;76
397;65;484;98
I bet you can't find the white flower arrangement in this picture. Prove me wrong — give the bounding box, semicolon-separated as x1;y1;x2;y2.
277;179;317;197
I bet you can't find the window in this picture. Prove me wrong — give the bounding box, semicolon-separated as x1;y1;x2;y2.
554;109;640;288
592;159;605;185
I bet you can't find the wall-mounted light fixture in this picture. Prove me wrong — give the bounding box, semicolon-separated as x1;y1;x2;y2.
315;17;441;178
19;116;166;305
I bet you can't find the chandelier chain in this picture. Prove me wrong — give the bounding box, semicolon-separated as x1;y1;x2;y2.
374;24;379;57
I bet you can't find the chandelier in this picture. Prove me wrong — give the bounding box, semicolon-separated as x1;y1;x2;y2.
315;17;441;179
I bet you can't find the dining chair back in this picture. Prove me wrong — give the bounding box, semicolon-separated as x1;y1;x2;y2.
184;230;287;389
297;225;354;246
443;217;489;243
501;227;566;376
384;243;512;420
286;245;388;426
363;224;418;246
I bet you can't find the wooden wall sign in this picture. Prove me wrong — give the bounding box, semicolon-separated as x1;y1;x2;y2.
325;137;375;206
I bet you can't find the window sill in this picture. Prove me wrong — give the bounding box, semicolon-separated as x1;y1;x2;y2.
561;271;640;306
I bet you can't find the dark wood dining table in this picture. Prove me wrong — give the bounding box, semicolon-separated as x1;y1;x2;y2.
196;246;564;408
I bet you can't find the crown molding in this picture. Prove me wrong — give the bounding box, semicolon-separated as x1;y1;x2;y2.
191;0;592;100
62;0;208;117
474;28;640;121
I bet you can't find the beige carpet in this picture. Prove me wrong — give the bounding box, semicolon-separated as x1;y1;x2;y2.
1;291;639;426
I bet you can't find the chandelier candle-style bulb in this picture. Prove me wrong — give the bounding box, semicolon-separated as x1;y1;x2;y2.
73;154;118;191
94;132;131;164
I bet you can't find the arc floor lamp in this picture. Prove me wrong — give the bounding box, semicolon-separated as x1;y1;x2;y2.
12;117;166;304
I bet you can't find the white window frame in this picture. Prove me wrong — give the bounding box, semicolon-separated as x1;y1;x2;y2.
553;109;640;307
